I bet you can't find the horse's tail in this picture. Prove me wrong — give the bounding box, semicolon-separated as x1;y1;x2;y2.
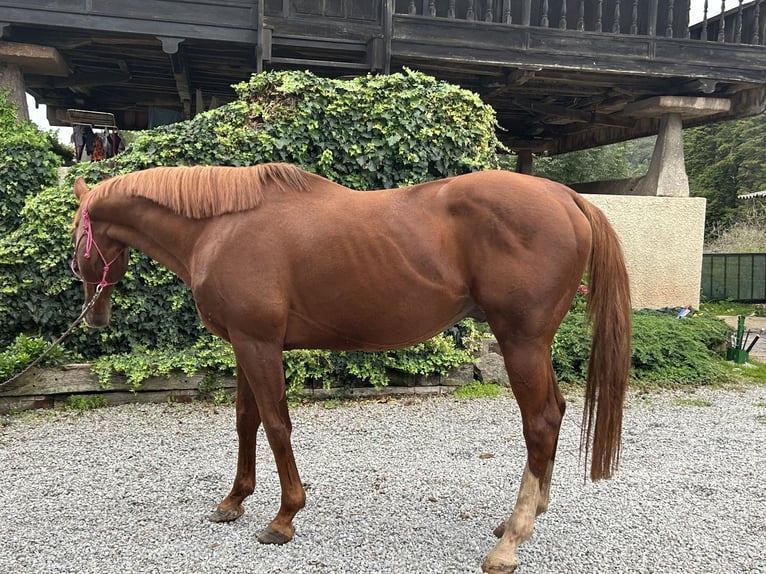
571;194;632;481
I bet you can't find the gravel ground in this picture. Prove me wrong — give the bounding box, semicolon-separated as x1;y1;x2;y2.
1;386;765;574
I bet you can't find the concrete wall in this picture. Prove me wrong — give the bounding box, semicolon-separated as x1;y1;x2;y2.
582;194;707;310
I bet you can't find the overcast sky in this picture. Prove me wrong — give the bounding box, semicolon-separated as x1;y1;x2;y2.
26;1;740;143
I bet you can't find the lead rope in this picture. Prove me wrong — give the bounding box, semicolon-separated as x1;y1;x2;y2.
0;285;103;388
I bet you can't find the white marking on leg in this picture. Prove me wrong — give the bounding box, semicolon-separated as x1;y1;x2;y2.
483;462;541;573
537;460;554;516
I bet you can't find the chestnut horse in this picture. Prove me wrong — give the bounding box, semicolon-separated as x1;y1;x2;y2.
71;163;631;573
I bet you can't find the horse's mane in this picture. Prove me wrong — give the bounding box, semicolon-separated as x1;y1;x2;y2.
88;163;312;218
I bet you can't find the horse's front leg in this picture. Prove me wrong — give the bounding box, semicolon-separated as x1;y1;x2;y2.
210;363;260;523
231;336;306;544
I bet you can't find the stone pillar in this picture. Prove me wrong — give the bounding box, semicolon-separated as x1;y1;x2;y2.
515;150;534;174
0;41;70;122
0;61;28;120
636;112;689;197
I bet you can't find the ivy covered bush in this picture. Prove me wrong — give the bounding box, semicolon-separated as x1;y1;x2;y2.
0;70;500;389
71;69;500;188
0;92;60;235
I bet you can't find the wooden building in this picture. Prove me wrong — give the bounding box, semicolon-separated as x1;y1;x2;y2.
1;0;766;309
1;0;765;156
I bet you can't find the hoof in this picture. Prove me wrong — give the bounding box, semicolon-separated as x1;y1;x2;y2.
482;559;517;574
209;505;244;523
258;526;292;545
483;538;519;574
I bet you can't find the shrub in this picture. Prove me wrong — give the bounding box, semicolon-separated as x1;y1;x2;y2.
0;70;500;389
552;308;731;386
0;334;68;381
0;91;60;234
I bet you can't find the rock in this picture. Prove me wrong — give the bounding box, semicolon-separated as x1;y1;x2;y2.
474;339;509;386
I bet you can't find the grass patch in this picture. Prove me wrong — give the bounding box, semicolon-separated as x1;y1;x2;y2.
322;398;343;409
453;382;505;399
721;360;766;386
67;394;108;411
699;301;756;317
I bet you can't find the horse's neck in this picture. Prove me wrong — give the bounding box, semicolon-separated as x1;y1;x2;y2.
101;198;200;284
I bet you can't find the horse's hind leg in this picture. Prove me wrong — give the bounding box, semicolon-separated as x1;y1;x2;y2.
537;380;565;515
483;339;565;574
210;363;261;523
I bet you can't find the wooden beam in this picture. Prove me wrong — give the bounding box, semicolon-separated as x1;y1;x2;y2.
0;40;68;75
514;101;636;128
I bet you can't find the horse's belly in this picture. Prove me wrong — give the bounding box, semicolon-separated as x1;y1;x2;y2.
283;296;477;352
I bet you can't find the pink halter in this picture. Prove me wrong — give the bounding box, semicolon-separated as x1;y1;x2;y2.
71;197;124;288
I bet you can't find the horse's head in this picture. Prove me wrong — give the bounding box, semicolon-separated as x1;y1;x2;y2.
71;177;129;328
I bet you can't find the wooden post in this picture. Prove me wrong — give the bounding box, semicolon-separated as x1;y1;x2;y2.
521;0;531;26
648;0;659;36
383;0;393;73
256;0;265;73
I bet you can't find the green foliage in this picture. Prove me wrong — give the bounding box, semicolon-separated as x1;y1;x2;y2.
1;70;501;361
0;70;501;391
0;91;60;234
0;334;68;380
91;334;235;391
283;349;334;394
67;394;108;411
69;69;501;189
552;309;731;386
550;311;592;383
453;381;505;399
531;141;643;184
91;319;482;395
685;115;766;236
2;71;734;395
229;69;501;188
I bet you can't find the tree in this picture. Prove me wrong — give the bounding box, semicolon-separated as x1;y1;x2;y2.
530;141;647;184
684;114;766;235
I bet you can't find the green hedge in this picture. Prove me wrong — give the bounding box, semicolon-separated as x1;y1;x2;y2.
0;92;59;235
0;70;500;388
552;303;731;387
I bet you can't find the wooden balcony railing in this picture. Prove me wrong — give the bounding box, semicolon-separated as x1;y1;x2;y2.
395;1;764;46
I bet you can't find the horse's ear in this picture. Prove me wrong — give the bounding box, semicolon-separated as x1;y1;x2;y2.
73;177;89;200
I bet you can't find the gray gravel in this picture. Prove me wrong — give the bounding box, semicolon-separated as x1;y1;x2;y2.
1;386;765;574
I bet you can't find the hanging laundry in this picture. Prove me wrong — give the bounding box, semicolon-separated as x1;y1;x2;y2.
92;135;105;161
71;126;85;163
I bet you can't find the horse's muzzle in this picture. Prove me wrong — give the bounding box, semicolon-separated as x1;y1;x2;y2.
84;305;111;329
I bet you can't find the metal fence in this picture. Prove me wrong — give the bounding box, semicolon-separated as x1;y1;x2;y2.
701;253;766;302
